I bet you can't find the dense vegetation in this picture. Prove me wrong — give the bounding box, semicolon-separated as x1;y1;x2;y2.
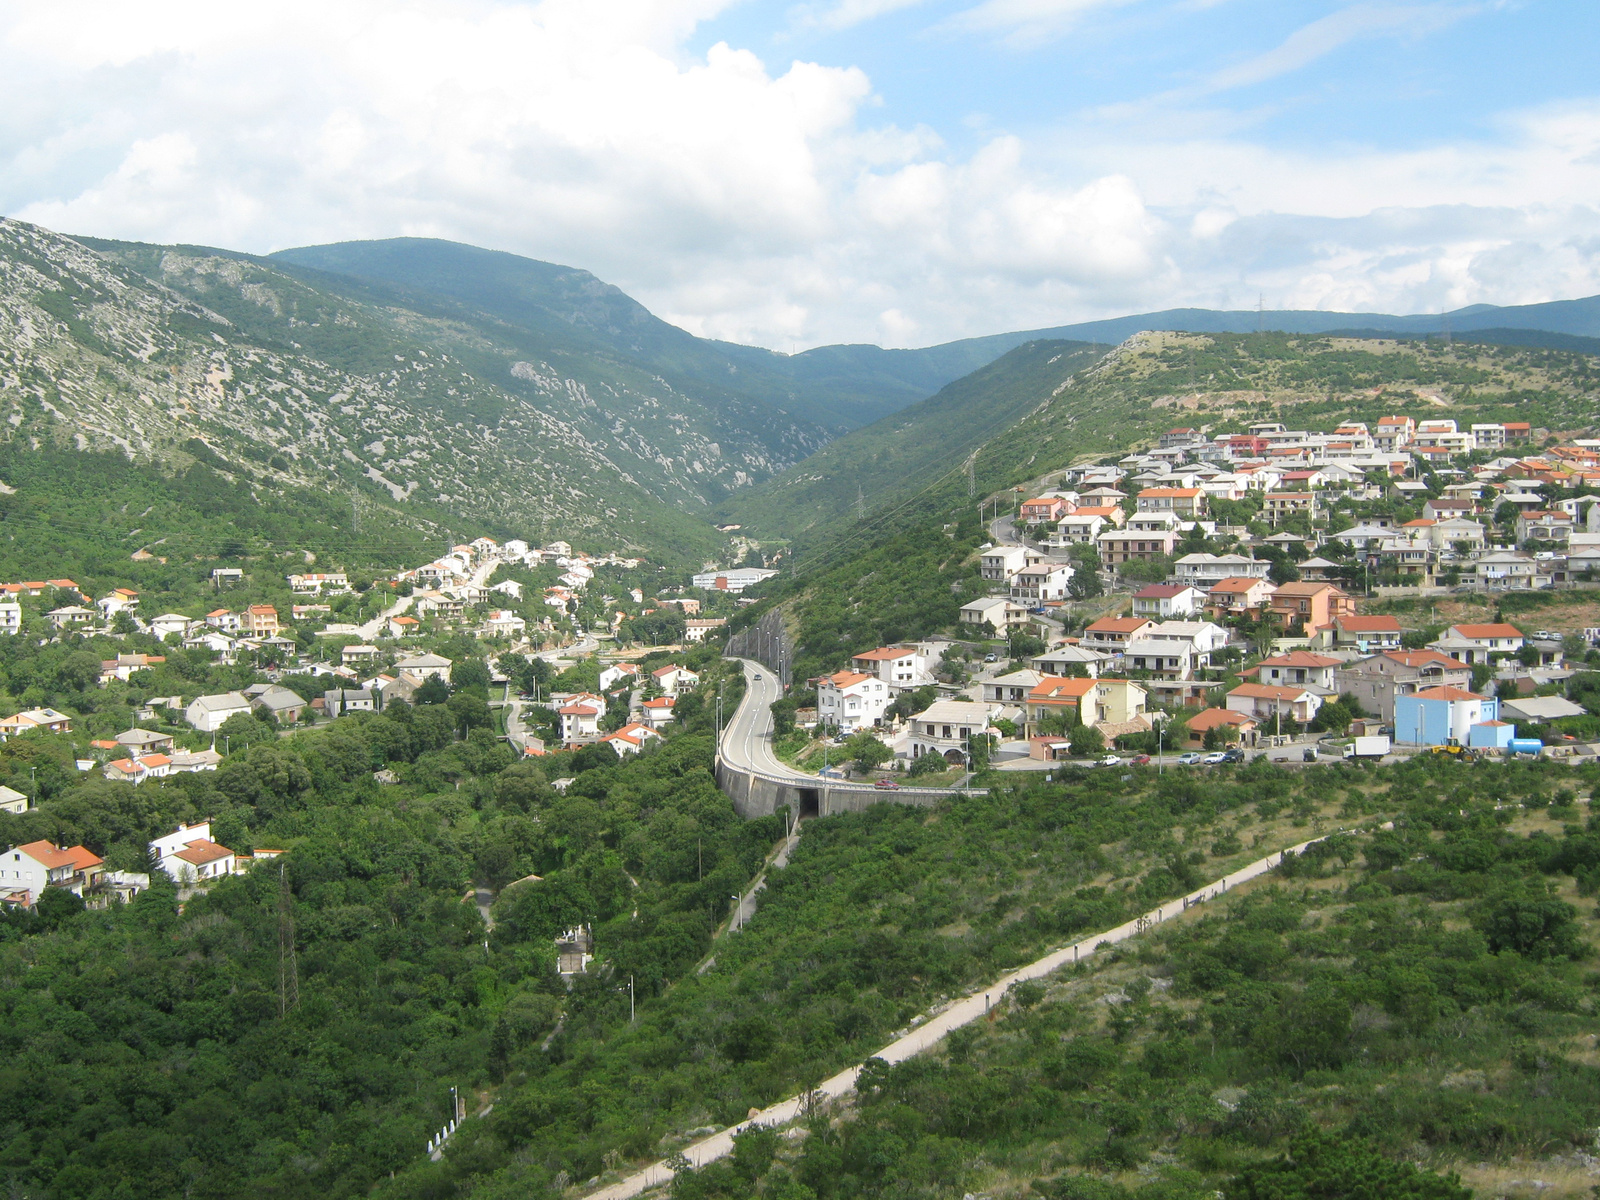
0;646;763;1200
655;757;1600;1200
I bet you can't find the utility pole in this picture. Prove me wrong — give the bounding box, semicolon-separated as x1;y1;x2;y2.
857;484;865;521
1256;293;1264;333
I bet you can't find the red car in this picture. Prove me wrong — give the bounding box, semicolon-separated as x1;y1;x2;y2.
874;778;901;790
1130;754;1151;766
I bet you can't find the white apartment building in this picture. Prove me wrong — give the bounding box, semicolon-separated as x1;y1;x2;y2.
816;670;893;733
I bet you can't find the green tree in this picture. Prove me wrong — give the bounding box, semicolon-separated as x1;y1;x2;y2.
1070;724;1105;757
1224;1130;1470;1200
845;730;891;773
451;656;491;693
1471;884;1583;959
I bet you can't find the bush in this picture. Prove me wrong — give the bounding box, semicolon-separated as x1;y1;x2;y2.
1070;724;1105;757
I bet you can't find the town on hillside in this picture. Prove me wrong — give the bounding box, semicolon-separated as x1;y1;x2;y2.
773;415;1600;780
0;533;775;851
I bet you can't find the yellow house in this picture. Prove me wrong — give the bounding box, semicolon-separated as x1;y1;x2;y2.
1025;676;1149;736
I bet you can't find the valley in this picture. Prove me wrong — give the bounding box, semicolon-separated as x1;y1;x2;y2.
7;217;1600;1200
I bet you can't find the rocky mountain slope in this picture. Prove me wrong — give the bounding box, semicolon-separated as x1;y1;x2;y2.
0;218;804;559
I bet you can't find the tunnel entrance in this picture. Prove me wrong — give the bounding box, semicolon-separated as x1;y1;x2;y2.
797;788;820;819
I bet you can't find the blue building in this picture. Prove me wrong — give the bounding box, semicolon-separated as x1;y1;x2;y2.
1394;686;1498;746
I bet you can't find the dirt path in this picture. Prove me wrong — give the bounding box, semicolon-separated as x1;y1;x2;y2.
583;825;1355;1199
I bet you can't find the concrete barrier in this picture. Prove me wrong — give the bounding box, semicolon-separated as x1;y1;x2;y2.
714;756;981;821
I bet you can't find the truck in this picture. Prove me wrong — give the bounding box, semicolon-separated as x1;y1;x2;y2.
1344;735;1391;760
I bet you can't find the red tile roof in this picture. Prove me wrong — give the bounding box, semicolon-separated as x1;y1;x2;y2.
1451;623;1523;639
1414;686;1484;702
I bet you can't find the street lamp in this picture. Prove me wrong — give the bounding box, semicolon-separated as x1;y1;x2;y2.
617;974;635;1023
730;895;742;932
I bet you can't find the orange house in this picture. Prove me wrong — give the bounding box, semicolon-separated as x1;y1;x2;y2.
1268;582;1355;630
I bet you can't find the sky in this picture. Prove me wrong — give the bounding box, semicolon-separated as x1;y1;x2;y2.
2;0;1598;350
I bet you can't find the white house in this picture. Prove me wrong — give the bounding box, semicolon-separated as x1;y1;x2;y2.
979;546;1030;581
0;840;104;906
850;645;931;690
148;613;192;639
602;722;663;756
394;652;453;681
1430;623;1525;665
816;669;893;733
907;699;997;763
47;605;96;629
650;664;700;695
0;602;20;635
185;692;252;733
557;695;606;742
1120;639;1195;680
1010;563;1074;604
599;663;642;692
1131;584;1206;619
690;567;778;593
1171;554;1271;585
959;597;1029;629
1226;683;1323;725
150;821;237;886
640;696;677;729
0;785;27;815
1145;620;1230;662
1029;644;1108;678
482;610;527;638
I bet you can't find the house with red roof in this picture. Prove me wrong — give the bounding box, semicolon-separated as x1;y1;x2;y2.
1430;623;1525;665
1019;497;1069;522
640;695;677;730
1186;707;1259;746
1079;617;1155;655
817;670;891;733
603;722;664;757
1243;651;1343;691
1131;583;1206;620
556;693;607;742
1225;682;1323;726
0;840;104;906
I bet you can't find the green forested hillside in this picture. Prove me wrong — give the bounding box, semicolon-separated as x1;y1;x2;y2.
0;647;766;1200
732;330;1600;558
718;340;1102;541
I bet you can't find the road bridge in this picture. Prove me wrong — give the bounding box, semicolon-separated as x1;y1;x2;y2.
715;658;984;819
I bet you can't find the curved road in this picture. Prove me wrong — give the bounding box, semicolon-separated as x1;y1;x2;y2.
720;659;817;782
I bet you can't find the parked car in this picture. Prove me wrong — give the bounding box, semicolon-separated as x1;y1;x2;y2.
1221;747;1245;763
1177;752;1202;765
1202;751;1228;764
983;653;998;663
1096;753;1121;767
874;778;900;790
1130;753;1151;765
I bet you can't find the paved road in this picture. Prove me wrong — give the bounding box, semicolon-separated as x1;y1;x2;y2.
355;593;414;641
583;823;1356;1200
720;659;816;782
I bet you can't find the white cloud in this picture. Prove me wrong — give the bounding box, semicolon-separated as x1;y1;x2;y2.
1;0;1599;349
790;0;932;34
